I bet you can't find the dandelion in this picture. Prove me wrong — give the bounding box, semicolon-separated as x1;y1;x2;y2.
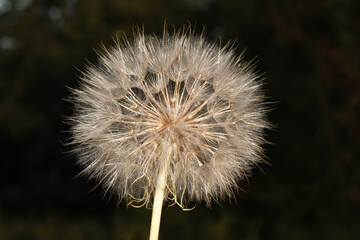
68;27;269;240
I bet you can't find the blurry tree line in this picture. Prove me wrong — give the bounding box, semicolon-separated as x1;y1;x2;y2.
0;0;359;239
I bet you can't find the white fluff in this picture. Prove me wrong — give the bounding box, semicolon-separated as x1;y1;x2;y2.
68;28;269;208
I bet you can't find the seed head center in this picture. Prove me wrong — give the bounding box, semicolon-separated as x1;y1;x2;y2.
158;113;184;139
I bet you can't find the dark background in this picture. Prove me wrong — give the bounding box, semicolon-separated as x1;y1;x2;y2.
1;0;359;239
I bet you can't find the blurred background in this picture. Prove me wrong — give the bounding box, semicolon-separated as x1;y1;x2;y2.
0;0;359;239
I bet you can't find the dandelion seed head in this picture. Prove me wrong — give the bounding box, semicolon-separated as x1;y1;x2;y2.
69;28;269;208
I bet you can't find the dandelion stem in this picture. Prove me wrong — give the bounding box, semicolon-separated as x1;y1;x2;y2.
149;140;173;240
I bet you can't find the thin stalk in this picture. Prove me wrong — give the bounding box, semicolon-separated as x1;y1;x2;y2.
149;140;173;240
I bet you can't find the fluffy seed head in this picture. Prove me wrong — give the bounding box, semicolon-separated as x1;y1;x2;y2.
69;28;269;208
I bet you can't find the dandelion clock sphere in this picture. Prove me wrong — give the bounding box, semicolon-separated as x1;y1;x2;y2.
69;27;270;240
